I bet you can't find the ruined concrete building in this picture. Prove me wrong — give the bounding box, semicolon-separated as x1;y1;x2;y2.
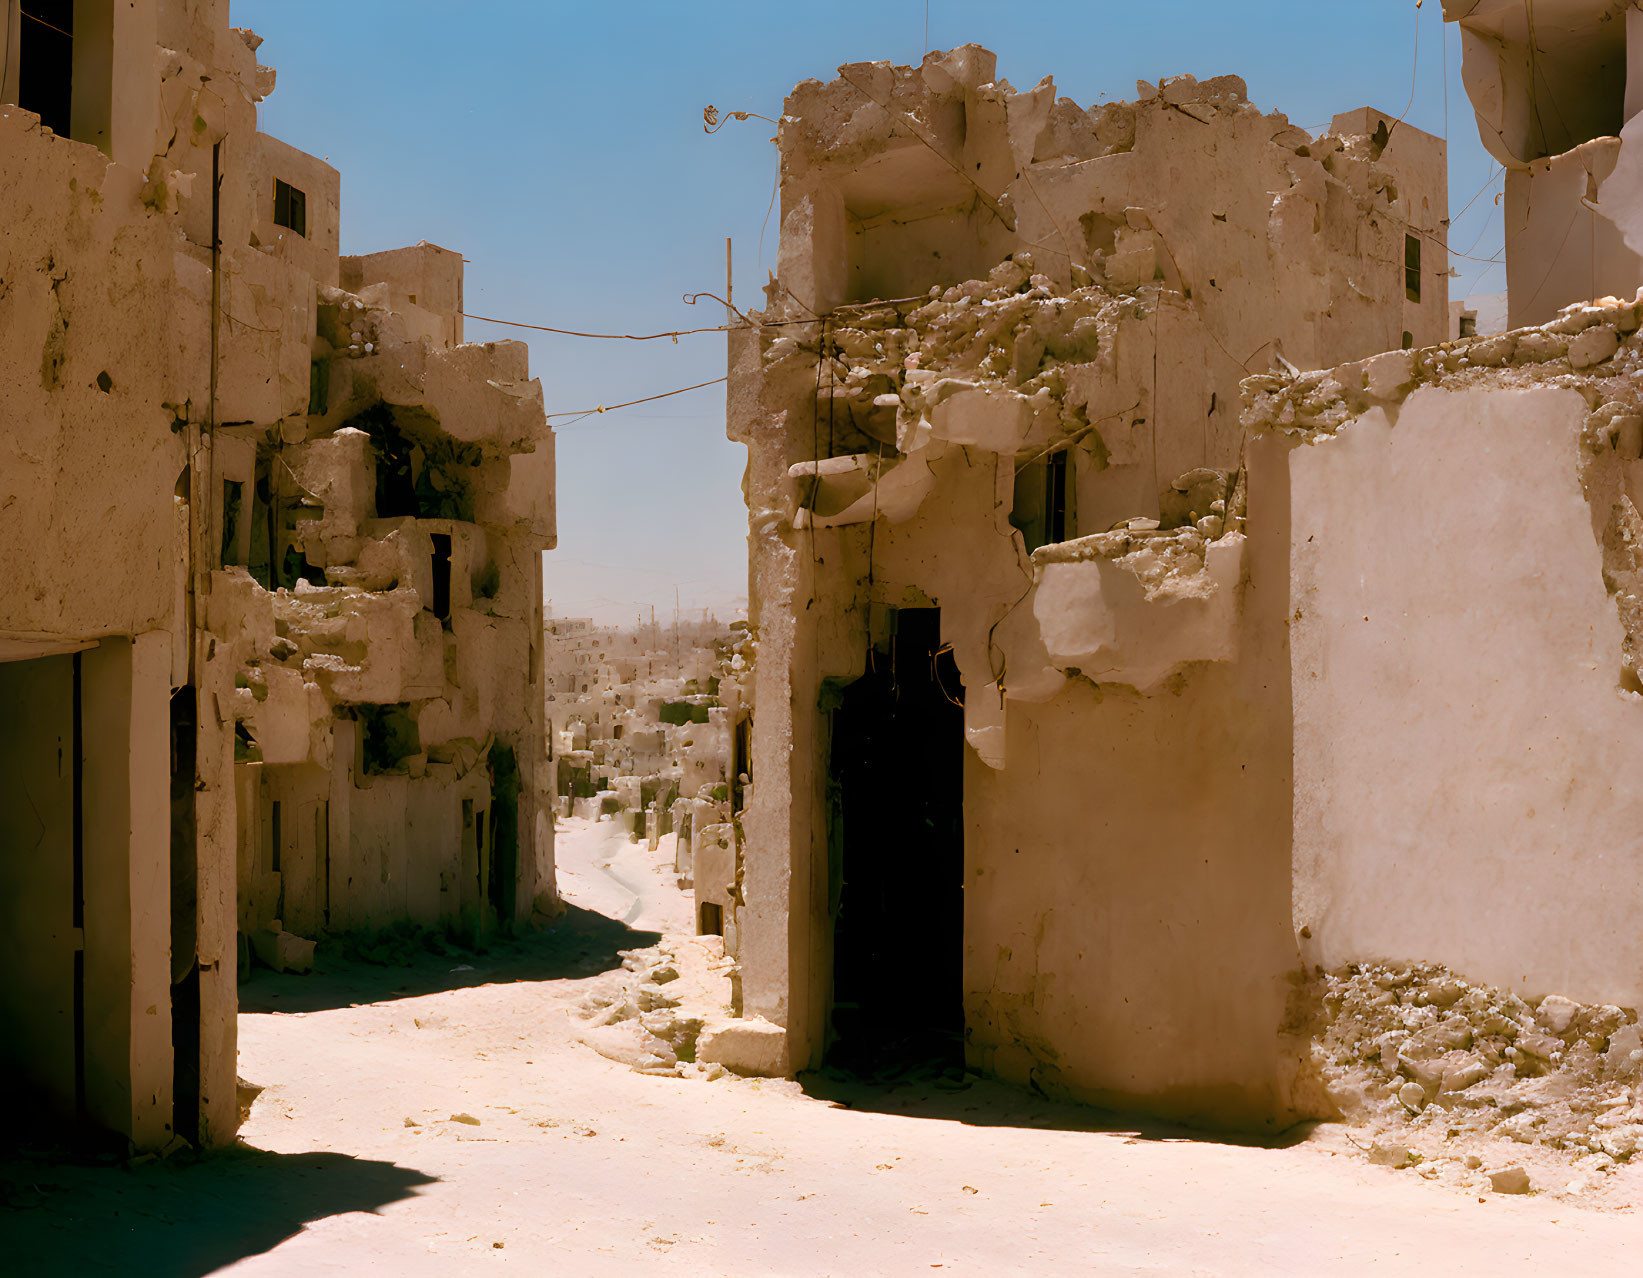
1446;0;1643;326
718;32;1643;1159
545;614;751;934
719;46;1453;1110
0;0;553;1151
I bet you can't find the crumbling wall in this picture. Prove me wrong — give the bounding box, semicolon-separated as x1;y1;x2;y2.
1246;293;1643;1014
216;298;557;948
726;45;1441;1121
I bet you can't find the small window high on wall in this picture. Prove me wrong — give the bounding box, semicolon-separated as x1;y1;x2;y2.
274;179;307;237
1405;233;1421;304
19;0;74;137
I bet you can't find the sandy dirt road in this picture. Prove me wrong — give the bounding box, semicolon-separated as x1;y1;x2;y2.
5;817;1639;1275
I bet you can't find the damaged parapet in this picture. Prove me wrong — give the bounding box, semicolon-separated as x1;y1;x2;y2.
722;47;1448;1115
544;614;753;941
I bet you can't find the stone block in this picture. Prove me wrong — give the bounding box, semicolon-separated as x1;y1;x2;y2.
697;1016;789;1077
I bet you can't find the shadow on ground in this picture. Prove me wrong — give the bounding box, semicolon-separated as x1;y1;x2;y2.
799;1069;1319;1151
240;903;661;1015
1;1142;434;1278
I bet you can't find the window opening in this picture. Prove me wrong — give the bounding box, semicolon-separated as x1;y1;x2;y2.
19;1;73;137
274;178;307;238
430;532;452;622
220;480;245;567
1045;449;1069;545
1405;233;1421;303
269;800;281;874
699;902;724;937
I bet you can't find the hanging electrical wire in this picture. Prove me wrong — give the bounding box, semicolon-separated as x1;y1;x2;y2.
541;376;729;420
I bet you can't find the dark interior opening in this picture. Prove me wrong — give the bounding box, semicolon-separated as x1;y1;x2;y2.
731;714;751;811
19;1;73;138
0;654;79;1133
1010;449;1073;553
220;479;245;567
1404;233;1421;304
168;688;200;1145
699;902;723;936
486;742;520;926
357;703;422;776
430;532;452;622
273;178;307;238
826;607;965;1075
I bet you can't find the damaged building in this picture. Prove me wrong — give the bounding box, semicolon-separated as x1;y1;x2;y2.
719;46;1457;1116
0;0;554;1150
721;31;1643;1158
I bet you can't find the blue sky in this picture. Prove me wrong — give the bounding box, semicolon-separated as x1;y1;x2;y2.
238;0;1501;626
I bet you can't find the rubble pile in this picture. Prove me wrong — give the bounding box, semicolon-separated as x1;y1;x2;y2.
575;937;737;1079
1313;961;1643;1168
1243;294;1643;444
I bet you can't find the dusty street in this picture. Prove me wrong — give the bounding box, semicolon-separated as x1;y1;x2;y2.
5;818;1639;1275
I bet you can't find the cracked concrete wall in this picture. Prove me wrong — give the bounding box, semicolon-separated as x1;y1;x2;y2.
727;46;1443;1125
1248;294;1643;1014
0;0;553;1147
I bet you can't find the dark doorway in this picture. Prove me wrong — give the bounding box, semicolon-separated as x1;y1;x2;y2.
486;742;520;927
429;533;452;622
826;607;965;1074
169;688;200;1146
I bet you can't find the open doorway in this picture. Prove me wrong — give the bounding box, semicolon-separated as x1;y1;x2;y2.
826;607;965;1073
0;653;79;1128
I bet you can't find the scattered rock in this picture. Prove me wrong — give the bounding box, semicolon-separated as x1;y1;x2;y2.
1489;1165;1532;1195
449;1113;481;1126
1537;995;1579;1034
1368;1142;1411;1168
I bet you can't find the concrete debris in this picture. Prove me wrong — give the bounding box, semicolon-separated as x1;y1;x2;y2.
1489;1166;1533;1196
574;935;751;1080
1312;963;1643;1163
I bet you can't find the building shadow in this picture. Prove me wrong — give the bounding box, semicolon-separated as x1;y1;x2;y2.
798;1069;1320;1151
239;903;661;1015
0;1141;436;1278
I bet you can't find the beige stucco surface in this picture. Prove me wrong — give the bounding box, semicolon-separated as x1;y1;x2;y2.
1288;385;1643;1008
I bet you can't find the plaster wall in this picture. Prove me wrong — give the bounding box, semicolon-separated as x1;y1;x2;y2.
80;633;173;1148
1286;385;1643;1009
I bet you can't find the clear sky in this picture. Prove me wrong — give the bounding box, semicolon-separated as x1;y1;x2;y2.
237;0;1501;626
